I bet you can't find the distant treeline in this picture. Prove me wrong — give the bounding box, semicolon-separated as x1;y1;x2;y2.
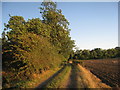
71;47;120;60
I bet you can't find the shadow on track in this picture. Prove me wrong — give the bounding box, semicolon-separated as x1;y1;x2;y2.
35;65;66;89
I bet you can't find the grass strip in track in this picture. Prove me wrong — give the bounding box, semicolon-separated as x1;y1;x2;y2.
43;64;71;88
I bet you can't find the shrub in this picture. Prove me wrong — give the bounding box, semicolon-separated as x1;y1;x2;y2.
2;32;65;88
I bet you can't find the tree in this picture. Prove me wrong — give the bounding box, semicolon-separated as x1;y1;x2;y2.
81;50;90;59
39;1;75;58
26;18;51;38
2;16;26;69
40;1;69;30
72;47;120;60
4;16;26;42
2;31;6;45
93;48;103;59
102;50;108;58
115;47;120;57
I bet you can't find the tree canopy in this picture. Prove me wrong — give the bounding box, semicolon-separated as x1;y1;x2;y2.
39;1;75;58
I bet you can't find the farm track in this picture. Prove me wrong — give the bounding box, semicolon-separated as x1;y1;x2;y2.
36;63;110;89
36;65;66;88
66;64;85;88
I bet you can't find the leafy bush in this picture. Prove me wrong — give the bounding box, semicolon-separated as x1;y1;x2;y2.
2;32;65;88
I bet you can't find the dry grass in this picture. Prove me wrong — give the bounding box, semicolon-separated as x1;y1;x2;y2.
77;64;111;88
24;67;61;88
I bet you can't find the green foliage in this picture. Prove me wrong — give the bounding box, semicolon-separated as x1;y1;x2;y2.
26;18;51;38
2;28;65;88
73;47;120;60
40;1;75;58
40;1;69;30
2;0;75;88
115;47;120;57
4;16;26;35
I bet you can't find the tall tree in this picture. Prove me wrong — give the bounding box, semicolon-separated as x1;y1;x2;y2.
26;18;51;38
4;16;26;42
40;1;69;30
39;1;75;58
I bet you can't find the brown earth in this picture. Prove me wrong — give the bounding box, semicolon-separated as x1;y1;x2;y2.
83;58;120;87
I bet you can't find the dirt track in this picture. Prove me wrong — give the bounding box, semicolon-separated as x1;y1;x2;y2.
36;64;110;89
63;64;85;88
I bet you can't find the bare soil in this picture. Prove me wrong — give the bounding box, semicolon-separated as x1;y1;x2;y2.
83;58;120;87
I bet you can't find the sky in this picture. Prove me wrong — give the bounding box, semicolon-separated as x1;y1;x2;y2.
1;2;118;50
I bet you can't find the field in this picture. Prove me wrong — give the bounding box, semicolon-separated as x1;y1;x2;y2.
82;58;120;87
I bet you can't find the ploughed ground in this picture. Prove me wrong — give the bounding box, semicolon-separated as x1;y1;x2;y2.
83;58;120;87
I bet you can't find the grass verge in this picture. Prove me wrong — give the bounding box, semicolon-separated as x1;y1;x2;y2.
16;67;61;88
43;64;71;88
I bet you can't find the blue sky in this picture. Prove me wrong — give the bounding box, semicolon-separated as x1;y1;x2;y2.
2;2;118;50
